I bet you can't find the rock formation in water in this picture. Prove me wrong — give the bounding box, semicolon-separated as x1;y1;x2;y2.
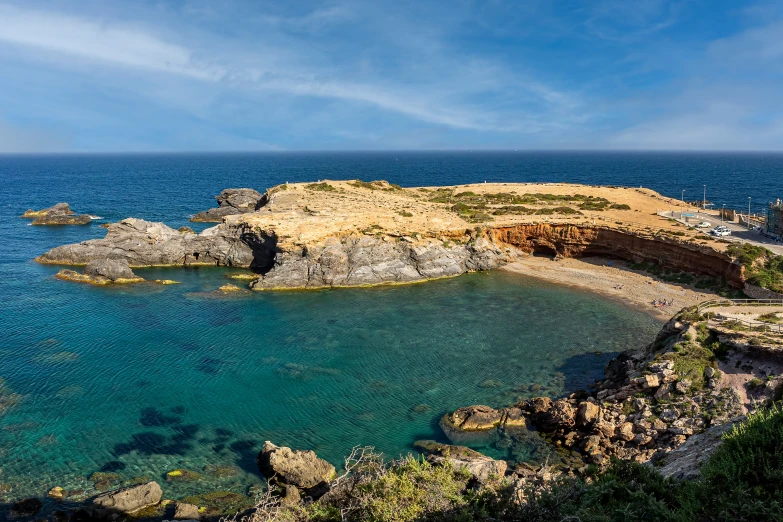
56;258;145;285
36;181;749;290
37;218;266;268
191;188;265;222
21;203;92;225
257;441;337;497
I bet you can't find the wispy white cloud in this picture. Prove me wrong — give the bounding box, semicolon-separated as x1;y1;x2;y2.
0;2;585;138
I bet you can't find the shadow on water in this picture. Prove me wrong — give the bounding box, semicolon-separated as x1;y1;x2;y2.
555;351;620;393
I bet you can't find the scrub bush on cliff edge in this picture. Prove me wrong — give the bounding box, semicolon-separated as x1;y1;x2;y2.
234;407;783;522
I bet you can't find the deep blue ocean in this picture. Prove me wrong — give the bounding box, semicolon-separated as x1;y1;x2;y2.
0;152;781;508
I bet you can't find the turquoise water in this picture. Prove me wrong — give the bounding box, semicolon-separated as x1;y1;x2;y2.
0;264;660;502
5;151;778;508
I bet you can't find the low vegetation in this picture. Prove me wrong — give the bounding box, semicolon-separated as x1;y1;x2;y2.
306;182;338;192
726;243;783;293
424;191;629;223
235;407;783;522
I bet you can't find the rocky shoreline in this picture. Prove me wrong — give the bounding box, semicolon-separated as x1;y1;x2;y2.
34;181;746;293
4;302;781;520
12;181;782;520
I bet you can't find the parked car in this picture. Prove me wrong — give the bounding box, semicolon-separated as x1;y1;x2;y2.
711;226;731;237
694;221;712;229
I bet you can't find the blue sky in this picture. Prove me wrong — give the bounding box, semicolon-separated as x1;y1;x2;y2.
0;0;781;152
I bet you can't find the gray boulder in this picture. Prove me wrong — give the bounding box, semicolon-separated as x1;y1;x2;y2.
257;441;336;491
84;258;139;281
93;481;162;513
191;188;265;222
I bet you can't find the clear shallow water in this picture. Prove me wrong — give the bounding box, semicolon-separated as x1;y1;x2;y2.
0;151;779;505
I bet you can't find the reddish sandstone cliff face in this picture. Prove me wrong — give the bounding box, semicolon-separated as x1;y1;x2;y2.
490;224;744;287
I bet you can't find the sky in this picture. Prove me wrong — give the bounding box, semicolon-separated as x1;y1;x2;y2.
0;0;782;152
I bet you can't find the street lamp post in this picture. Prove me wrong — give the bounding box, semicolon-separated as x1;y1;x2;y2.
681;190;685;219
721;204;725;225
703;185;706;211
748;197;752;230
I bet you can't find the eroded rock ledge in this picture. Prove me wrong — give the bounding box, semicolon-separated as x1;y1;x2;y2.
35;181;745;290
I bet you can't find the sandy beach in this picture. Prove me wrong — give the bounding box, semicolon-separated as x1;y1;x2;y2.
502;255;719;320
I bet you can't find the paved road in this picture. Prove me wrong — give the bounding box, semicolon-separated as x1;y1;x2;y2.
661;210;783;256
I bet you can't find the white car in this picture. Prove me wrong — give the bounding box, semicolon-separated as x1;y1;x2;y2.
711;226;731;237
694;221;712;229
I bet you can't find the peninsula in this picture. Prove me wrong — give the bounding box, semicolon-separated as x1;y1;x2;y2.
36;180;749;294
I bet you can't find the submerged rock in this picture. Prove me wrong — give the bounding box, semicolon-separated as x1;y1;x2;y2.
10;498;43;518
0;378;23;417
257;441;336;492
173;502;201;520
92;481;162;513
191;188;265;222
22;202;91;225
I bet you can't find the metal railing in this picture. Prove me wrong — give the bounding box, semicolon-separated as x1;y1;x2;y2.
696;298;783;335
697;298;783;312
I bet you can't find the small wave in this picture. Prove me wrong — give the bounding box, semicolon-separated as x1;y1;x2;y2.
88;215;103;220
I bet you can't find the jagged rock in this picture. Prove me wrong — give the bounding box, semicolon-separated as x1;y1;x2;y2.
257;441;336;491
534;399;575;431
576;402;600;429
441;405;503;432
428;453;507;483
85;259;139;281
174;502;200;520
22;202;92;225
250;235;508;290
37;218;264;268
93;481;162;513
660;409;679;422
191;188;264;222
616;422;635;441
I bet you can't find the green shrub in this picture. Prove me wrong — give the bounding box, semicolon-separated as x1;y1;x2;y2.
695;406;783;520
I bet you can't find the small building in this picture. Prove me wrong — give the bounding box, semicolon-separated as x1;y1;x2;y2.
767;200;783;239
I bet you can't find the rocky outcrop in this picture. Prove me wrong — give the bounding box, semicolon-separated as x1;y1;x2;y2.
250;234;511;290
56;259;145;285
92;481;162;513
37;218;268;268
442;313;745;469
22;202;91;225
440;404;526;435
191;188;265;222
651;419;740;480
257;441;336;493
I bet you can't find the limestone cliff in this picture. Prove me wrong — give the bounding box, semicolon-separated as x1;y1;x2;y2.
35;181;746;290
